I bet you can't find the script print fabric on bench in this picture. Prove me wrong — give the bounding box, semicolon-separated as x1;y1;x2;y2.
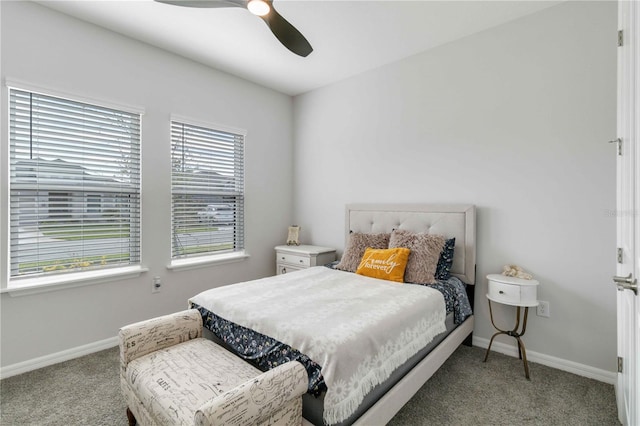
195;362;308;426
190;266;446;425
120;310;308;426
126;339;263;424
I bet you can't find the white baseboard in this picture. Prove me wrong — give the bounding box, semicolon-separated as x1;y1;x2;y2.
0;336;118;380
473;336;617;385
1;334;617;387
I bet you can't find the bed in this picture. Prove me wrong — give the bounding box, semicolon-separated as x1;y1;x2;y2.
189;203;476;426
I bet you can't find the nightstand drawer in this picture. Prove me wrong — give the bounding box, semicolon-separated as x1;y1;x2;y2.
486;274;539;307
277;265;305;275
277;253;311;267
488;281;521;304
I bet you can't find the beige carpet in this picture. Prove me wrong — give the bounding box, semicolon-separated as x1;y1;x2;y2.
0;344;619;425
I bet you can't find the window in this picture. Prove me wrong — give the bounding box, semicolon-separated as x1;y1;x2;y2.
9;87;141;281
170;119;245;261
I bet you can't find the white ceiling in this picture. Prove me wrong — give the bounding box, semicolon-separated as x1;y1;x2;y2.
37;0;562;96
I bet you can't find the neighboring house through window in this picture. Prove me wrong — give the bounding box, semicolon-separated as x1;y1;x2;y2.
8;87;142;283
86;194;102;216
48;191;72;218
170;118;245;263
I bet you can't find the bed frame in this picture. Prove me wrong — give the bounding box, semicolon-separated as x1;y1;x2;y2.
303;203;476;425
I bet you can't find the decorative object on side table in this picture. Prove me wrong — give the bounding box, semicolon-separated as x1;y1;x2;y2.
483;271;539;379
287;225;300;246
275;245;336;275
501;264;533;280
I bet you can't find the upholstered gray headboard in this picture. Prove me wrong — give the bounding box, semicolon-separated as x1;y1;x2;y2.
345;204;476;284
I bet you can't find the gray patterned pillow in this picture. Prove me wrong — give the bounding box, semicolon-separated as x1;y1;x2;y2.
335;232;390;273
389;230;446;284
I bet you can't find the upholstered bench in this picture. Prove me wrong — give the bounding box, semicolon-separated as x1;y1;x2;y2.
119;309;308;426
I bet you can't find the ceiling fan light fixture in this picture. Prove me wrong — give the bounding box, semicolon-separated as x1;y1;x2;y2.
247;0;270;16
155;0;312;56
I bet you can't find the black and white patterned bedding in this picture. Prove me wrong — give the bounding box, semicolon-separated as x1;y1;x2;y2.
192;302;329;396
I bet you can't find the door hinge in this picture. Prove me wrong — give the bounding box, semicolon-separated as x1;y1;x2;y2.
618;356;623;373
618;30;624;47
617;248;623;264
609;138;622;156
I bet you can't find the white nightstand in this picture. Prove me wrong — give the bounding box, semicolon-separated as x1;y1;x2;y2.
483;274;539;379
275;245;336;275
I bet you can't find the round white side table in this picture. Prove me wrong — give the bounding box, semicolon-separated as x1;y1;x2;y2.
483;273;539;379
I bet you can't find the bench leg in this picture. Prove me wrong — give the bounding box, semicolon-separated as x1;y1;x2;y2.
126;407;136;426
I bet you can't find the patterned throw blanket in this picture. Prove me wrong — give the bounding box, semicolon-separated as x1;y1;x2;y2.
189;267;446;425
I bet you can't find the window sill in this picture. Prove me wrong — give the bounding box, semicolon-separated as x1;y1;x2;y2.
167;251;250;271
2;265;148;297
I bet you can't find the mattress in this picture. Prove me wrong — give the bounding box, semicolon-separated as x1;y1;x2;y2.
189;267;472;425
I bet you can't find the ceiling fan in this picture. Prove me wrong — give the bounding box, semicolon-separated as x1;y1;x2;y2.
155;0;313;57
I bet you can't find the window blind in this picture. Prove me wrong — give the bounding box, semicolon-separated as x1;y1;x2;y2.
9;88;141;279
171;120;245;259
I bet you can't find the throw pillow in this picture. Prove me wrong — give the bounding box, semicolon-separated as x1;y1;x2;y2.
355;247;411;283
389;229;445;284
435;237;456;280
335;232;390;273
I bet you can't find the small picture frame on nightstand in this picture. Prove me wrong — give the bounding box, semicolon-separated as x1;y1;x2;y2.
287;226;300;246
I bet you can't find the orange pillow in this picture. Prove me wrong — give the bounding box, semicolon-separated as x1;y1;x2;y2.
355;247;411;283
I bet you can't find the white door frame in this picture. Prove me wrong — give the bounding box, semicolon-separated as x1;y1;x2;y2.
616;1;639;425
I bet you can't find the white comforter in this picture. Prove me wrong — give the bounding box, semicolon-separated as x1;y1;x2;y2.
189;266;446;425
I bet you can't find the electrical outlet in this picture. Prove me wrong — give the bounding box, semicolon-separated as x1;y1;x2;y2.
152;276;162;293
537;300;550;318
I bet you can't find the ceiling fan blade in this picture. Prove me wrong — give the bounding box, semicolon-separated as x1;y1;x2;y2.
155;0;312;57
155;0;244;9
259;5;313;57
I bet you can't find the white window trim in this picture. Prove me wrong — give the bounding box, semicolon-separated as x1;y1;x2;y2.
3;79;145;291
167;251;250;271
170;114;247;138
4;78;145;115
2;265;149;297
170;116;246;262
